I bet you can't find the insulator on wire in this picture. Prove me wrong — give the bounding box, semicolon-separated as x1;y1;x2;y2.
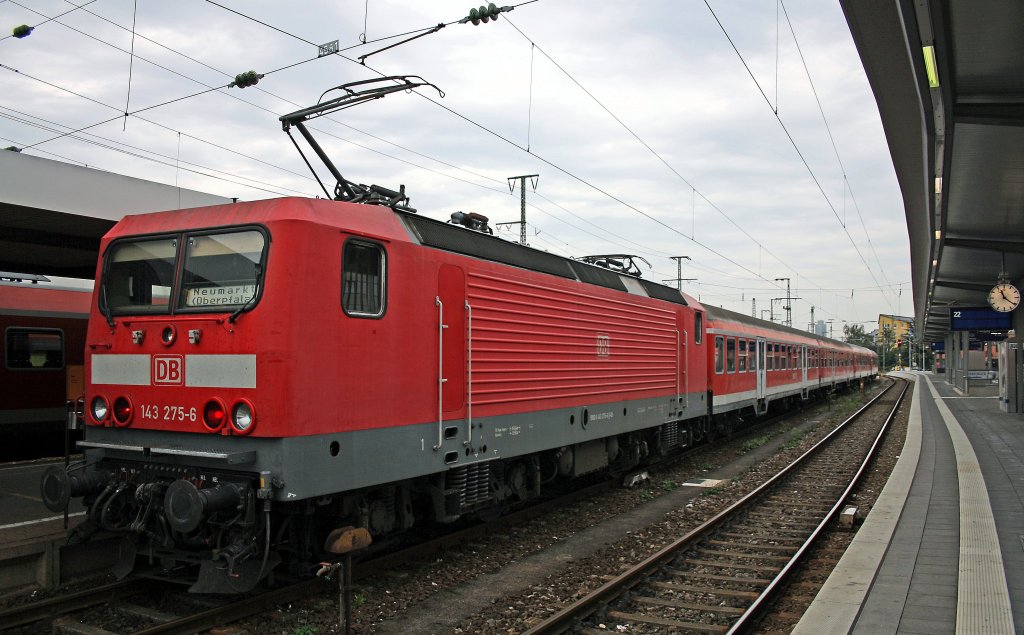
230;70;264;89
460;3;509;25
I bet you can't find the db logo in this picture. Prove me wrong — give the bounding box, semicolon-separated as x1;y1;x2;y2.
153;355;184;385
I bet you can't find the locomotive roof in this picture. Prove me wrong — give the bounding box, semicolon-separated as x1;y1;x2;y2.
107;197;698;308
704;303;875;354
396;209;693;306
108;197;409;242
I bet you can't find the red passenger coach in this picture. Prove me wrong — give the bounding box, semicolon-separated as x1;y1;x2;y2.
704;305;877;419
0;281;90;456
43;197;718;591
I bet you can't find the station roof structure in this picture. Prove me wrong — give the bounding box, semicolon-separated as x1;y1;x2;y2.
841;1;1024;342
0;151;233;279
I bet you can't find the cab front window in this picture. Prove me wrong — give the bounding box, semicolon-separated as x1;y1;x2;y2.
104;237;178;314
179;231;265;310
101;227;267;316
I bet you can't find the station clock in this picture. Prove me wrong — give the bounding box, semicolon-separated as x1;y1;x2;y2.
987;282;1021;313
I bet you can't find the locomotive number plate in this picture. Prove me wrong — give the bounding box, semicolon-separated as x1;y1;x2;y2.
140;404;198;423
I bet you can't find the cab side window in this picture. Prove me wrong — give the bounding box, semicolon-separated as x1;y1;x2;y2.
342;240;386;317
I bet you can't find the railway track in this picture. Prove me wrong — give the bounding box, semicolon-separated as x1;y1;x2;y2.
0;385;876;633
523;378;907;634
0;574;331;634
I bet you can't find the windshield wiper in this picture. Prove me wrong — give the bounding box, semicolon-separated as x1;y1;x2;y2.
99;284;115;327
228;264;263;324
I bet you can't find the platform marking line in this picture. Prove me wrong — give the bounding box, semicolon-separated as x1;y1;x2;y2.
926;376;1015;634
2;491;43;503
0;512;85;530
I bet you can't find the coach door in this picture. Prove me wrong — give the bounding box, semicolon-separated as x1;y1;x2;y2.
800;345;809;399
756;338;767;411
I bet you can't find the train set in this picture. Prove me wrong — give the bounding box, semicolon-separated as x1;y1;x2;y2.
0;280;90;459
37;78;877;593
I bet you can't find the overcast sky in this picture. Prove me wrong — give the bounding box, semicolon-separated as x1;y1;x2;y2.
0;0;911;334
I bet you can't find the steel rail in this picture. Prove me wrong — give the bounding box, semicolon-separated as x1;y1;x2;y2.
0;577;162;630
726;377;908;633
523;378;901;634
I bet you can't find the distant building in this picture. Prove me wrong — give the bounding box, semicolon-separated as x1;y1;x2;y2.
814;320;827;337
878;314;914;341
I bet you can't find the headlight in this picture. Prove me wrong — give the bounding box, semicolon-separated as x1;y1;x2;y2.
231;400;255;434
90;396;108;423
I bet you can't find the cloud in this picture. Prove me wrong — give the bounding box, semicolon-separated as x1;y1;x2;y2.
0;0;909;327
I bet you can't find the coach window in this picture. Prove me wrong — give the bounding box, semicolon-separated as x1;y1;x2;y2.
694;312;703;344
748;340;756;372
342;240;386;317
5;328;63;370
766;343;773;371
738;339;747;372
726;338;736;372
714;336;724;373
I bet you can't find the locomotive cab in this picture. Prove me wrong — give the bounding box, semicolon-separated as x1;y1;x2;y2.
42;221;275;591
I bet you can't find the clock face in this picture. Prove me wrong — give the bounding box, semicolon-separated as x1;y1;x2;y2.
987;283;1021;313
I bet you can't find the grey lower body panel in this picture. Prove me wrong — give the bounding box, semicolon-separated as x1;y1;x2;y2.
82;390;707;501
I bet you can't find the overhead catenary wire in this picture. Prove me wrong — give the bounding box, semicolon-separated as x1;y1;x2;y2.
0;0;98;43
166;2;845;318
16;0;774;293
778;0;896;299
500;16;819;292
0;107;309;197
702;0;894;313
5;1;880;324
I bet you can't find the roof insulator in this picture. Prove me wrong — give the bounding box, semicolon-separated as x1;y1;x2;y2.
230;70;264;89
12;24;33;38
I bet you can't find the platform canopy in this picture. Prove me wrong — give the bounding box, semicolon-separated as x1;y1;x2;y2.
0;152;234;279
841;1;1024;342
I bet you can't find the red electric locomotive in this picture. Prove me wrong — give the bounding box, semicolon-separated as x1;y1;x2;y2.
1;279;90;458
41;196;719;591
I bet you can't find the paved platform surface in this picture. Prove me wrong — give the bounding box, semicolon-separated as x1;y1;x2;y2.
796;372;1021;634
0;457;85;545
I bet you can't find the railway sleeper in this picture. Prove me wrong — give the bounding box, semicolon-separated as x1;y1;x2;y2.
695;548;793;562
649;580;760;600
666;569;774;585
606;610;728;633
633;595;747;615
